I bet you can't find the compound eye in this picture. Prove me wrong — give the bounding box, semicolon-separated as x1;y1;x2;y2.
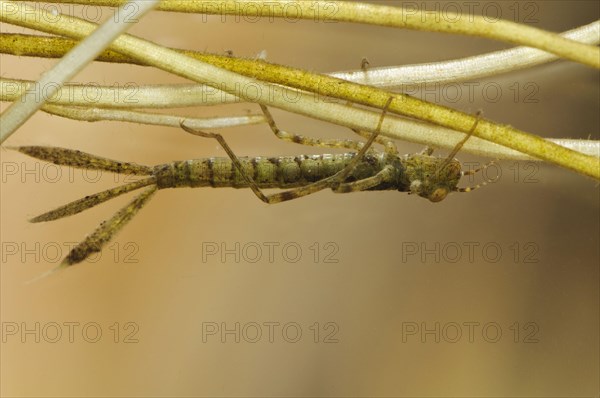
429;188;448;202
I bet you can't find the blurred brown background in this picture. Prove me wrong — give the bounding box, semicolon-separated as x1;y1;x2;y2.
1;1;598;396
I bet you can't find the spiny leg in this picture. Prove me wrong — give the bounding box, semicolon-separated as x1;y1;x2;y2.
441;112;497;195
419;146;434;156
361;57;370;71
259;104;365;151
332;165;395;193
332;97;393;183
262;98;397;155
181;97;393;204
350;128;399;155
437;110;483;174
261;96;395;203
180;125;344;203
253;97;392;202
180;121;352;205
180;123;270;203
342;99;399;155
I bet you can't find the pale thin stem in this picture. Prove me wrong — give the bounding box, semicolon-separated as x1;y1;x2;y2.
19;0;600;68
1;2;598;179
0;78;238;108
0;0;159;143
42;105;265;129
332;21;600;88
4;85;598;161
4;21;599;89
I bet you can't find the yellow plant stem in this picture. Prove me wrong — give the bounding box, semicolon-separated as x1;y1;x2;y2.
1;2;599;179
19;0;600;68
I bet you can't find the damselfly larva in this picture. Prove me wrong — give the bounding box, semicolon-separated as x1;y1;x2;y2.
11;99;490;268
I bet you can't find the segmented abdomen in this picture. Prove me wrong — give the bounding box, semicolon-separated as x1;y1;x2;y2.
154;153;384;189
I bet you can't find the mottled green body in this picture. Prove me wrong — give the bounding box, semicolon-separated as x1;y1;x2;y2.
153;153;396;190
151;152;461;201
14;145;464;201
12;97;485;271
12;144;464;268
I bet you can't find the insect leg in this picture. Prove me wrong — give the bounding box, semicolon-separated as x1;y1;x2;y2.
461;160;496;176
350;128;399;155
182;104;383;204
259;104;365;151
435;110;483;179
449;110;483;159
361;57;370;71
342;99;399;155
333;97;394;183
180;123;271;203
180;123;344;204
180;125;332;204
260;177;341;203
441;110;483;162
419;146;434;156
259;97;395;203
332;165;395;193
181;98;393;204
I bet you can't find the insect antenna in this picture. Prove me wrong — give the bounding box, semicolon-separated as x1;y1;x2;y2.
456;160;498;193
455;181;489;193
460;160;496;177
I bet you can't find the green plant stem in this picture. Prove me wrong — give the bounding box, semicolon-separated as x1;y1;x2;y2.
20;0;600;68
3;77;598;162
1;2;599;180
3;21;599;89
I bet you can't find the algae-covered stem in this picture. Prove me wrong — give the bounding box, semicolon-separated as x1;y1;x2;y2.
20;0;600;68
1;1;598;180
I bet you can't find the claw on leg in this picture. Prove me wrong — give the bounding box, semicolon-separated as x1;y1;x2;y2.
361;57;370;71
